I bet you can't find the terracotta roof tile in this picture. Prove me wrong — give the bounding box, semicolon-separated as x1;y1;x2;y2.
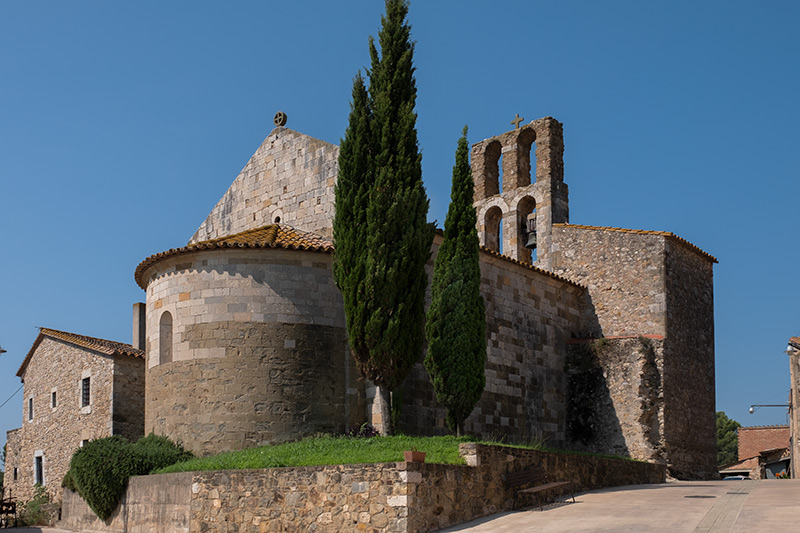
18;328;144;377
789;337;800;349
134;224;333;289
554;223;718;263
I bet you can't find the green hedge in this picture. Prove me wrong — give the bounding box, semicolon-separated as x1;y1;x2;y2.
63;433;192;520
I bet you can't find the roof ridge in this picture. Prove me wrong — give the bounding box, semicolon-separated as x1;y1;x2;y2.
18;328;144;377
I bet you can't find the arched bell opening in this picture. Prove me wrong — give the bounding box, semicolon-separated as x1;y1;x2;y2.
518;128;537;186
483;140;502;198
517;196;537;264
485;206;503;254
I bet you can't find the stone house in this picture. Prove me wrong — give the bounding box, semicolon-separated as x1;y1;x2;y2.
3;328;145;501
133;116;718;479
720;425;791;479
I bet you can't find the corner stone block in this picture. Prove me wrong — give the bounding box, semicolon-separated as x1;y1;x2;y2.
399;471;422;483
386;495;408;507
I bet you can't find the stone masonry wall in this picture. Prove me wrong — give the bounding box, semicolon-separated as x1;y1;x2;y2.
60;443;665;533
3;337;138;502
190;127;339;243
566;338;665;465
549;224;668;337
112;355;146;443
398;236;586;447
141;248;363;455
550;225;717;478
61;472;193;533
662;239;716;479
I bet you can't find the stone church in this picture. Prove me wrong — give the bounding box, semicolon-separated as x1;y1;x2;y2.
131;115;717;479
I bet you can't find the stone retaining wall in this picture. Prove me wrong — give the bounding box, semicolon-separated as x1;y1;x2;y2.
61;443;665;532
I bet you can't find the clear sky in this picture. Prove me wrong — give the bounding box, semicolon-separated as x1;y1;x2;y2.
1;1;798;457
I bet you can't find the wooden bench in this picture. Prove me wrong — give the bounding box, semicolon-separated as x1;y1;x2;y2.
0;497;17;528
0;488;17;529
505;465;575;510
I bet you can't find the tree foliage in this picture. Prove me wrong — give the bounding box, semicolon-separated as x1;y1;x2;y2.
333;0;433;431
425;127;486;435
716;411;741;467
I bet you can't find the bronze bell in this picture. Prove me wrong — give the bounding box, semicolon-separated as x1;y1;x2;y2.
524;214;537;250
525;231;537;250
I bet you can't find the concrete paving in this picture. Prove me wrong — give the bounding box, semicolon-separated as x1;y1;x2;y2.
441;480;800;532
2;526;72;533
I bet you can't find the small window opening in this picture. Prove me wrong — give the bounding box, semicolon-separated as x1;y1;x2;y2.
35;456;43;485
13;467;18;481
28;397;33;421
274;216;281;223
51;391;57;409
80;439;89;448
160;311;173;364
81;377;91;408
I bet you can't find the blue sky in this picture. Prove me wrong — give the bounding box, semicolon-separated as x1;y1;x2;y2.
1;1;798;455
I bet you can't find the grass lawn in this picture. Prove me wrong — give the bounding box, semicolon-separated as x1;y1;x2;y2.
154;433;637;474
155;434;477;473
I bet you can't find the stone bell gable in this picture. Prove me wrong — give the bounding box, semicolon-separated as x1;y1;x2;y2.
471;116;569;269
190;127;340;244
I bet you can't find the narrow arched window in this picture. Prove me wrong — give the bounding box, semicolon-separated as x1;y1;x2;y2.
485;206;503;254
159;311;173;364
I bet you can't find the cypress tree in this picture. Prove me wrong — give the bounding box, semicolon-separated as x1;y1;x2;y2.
425;126;486;436
333;72;371;363
334;0;433;434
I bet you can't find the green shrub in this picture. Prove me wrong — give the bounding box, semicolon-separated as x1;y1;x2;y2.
19;484;55;526
64;434;192;520
132;433;193;471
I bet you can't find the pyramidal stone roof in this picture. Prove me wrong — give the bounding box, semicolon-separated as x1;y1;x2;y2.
18;328;144;377
134;224;334;289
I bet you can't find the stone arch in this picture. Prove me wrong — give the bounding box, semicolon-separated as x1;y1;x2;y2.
159;311;173;364
517;127;537;186
516;195;537;264
485;206;503;253
483;140;502;198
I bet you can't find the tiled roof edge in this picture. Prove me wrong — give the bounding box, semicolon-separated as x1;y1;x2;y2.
431;228;583;287
134;225;334;289
18;328;144;377
554;223;718;264
478;246;585;288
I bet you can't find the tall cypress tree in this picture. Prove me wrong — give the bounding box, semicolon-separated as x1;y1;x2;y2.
334;0;433;434
425;126;486;436
334;72;371;363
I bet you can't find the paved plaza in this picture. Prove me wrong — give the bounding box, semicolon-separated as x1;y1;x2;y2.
442;479;800;532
